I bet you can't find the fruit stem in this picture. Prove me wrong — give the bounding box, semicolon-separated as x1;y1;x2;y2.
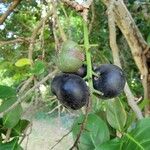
57;17;67;41
83;20;93;93
93;89;103;96
60;3;72;39
92;71;99;77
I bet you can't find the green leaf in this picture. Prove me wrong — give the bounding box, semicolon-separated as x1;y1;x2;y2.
72;113;110;150
105;99;127;131
121;117;150;150
0;85;17;112
31;60;45;75
147;34;150;46
15;58;31;67
95;138;122;150
0;85;16;99
0;97;17;113
3;104;23;128
0;118;7;137
139;99;149;110
124;111;135;131
11;119;30;136
0;138;23;150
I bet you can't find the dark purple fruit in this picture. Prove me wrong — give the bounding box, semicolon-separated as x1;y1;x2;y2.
51;74;63;95
93;64;126;98
51;73;89;110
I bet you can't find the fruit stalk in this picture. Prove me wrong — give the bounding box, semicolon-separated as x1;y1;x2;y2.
83;20;93;94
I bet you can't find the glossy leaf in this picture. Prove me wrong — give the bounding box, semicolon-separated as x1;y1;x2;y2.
0;85;16;99
3;104;23;128
15;58;31;67
0;85;17;112
11;119;30;136
124;111;135;131
72;113;110;150
121;117;150;150
95;138;122;150
0;138;23;150
105;99;127;131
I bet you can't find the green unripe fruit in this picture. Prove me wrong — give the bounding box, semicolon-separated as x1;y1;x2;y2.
57;40;85;72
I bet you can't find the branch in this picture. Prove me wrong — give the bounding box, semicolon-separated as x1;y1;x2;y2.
47;104;61;115
61;0;93;11
19;123;32;145
18;76;34;94
69;102;90;150
61;0;86;12
0;37;30;46
4;128;12;142
89;2;95;35
50;129;72;150
28;8;53;61
0;69;58;116
52;1;67;42
0;0;22;25
51;14;60;52
107;1;143;119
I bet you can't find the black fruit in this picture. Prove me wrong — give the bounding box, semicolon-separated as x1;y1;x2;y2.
57;40;85;72
51;73;89;110
93;64;126;98
51;74;63;95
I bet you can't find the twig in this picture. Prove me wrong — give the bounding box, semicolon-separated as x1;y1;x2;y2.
4;128;12;142
23;97;56;117
51;14;60;52
19;76;34;94
61;0;93;12
81;8;89;23
28;8;53;62
49;129;72;150
60;2;73;39
39;19;45;60
1;69;58;116
24;123;33;150
89;2;95;35
22;99;45;120
61;0;86;12
107;0;143;119
52;1;67;42
69;100;90;150
0;37;30;46
0;0;22;24
19;123;32;145
47;104;61;115
57;101;61;118
124;84;143;119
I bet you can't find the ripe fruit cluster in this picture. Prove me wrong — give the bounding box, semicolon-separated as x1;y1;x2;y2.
51;40;126;110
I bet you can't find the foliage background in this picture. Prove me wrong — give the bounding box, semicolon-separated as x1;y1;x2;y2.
0;0;150;149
